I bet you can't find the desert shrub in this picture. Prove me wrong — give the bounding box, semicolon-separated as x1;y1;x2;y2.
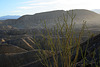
35;10;96;67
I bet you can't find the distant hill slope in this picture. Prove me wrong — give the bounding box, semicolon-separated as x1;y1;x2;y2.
0;44;27;54
0;9;100;29
0;15;20;20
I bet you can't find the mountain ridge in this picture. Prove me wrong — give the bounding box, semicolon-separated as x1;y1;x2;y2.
0;15;20;20
0;9;100;29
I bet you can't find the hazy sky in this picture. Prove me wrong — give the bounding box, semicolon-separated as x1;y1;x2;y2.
0;0;100;16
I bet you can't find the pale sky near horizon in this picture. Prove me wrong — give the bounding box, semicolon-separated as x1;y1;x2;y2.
0;0;100;16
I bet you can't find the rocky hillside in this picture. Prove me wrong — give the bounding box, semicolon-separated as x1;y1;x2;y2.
0;33;99;67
